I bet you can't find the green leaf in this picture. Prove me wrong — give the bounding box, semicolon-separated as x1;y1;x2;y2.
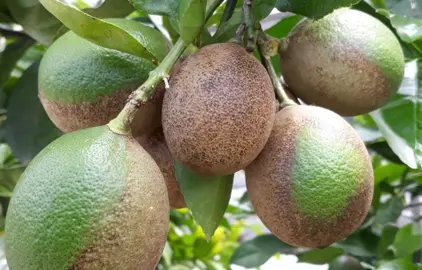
265;14;303;38
230;234;294;268
374;197;404;224
6;0;63;45
389;15;422;44
252;0;278;21
0;37;34;90
0;167;23;197
370;60;422;169
367;141;404;164
128;0;179;18
179;0;205;45
5;63;61;166
298;247;344;265
39;0;158;62
374;163;407;186
335;232;378;257
376;258;417;270
378;224;399;258
175;162;233;240
275;0;360;19
393;223;422;258
84;0;134;18
385;0;422;19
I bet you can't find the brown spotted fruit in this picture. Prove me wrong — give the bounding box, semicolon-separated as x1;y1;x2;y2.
246;105;374;248
279;8;405;116
137;127;186;209
38;18;171;135
5;126;169;269
162;43;276;175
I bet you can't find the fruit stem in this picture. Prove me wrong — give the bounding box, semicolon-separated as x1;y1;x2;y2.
257;31;297;108
108;0;224;135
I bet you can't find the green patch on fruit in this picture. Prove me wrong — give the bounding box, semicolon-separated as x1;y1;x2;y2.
290;127;367;221
5;126;129;269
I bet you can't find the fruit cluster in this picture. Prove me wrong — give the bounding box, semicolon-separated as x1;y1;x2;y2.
5;8;404;270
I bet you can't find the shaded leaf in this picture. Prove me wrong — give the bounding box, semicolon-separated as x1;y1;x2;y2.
393;223;422;258
374;197;404;224
275;0;360;19
378;224;399;258
179;0;205;45
335;232;378;257
39;0;158;62
175;162;233;240
128;0;179;18
370;60;422;169
0;167;23;197
298;247;344;265
85;0;134;18
6;0;63;45
230;234;294;268
5;63;61;165
0;37;34;90
367;141;404;164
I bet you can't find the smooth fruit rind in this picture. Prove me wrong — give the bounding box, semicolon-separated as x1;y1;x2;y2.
280;8;404;116
162;42;276;175
5;126;169;269
245;105;374;248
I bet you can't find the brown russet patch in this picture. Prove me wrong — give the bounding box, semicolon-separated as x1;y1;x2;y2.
39;84;165;137
137;127;186;209
246;106;374;248
162;43;276;175
71;134;169;269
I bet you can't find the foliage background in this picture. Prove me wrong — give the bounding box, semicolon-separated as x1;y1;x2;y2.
0;0;421;269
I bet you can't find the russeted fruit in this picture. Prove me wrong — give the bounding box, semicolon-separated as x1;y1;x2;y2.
5;126;169;270
279;8;405;116
245;105;374;248
329;255;364;270
162;43;276;175
137;127;186;209
39;18;171;135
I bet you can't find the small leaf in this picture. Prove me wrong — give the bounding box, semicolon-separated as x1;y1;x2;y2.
298;247;344;265
230;234;294;268
39;0;157;62
374;197;404;224
370;60;422;168
6;0;63;45
175;162;233;239
393;223;422;258
5;63;61;165
0;37;34;90
128;0;179;18
84;0;134;18
378;224;399;258
376;258;417;270
179;0;205;45
276;0;360;19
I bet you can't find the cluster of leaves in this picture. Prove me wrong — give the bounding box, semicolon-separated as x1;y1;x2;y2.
0;0;421;269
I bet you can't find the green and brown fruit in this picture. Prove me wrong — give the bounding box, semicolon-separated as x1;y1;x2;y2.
5;126;169;270
137;127;186;209
245;105;374;248
279;8;405;116
328;255;364;270
162;42;276;176
39;18;171;135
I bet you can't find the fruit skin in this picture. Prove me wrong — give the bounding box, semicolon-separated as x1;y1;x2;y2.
279;8;404;116
329;255;364;270
245;105;373;248
162;43;276;175
5;126;169;270
137;127;186;209
39;18;170;135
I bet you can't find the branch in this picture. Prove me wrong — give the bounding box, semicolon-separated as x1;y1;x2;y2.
257;30;297;109
243;0;255;52
107;0;224;135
